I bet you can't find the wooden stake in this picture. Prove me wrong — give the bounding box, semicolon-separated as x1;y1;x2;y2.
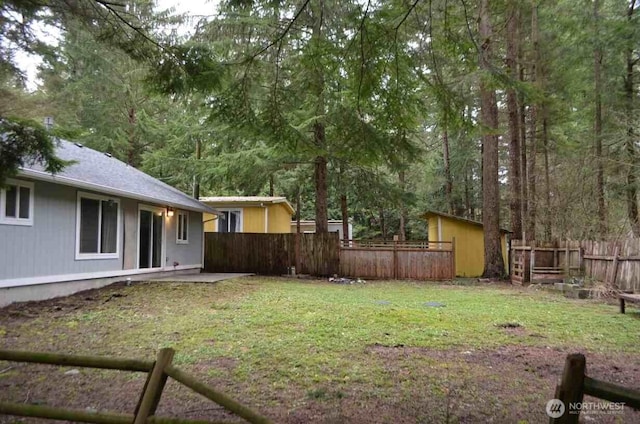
550;353;585;424
134;348;174;424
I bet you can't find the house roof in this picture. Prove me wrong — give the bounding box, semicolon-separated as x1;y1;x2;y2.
200;196;295;215
19;139;216;213
422;210;511;233
291;220;349;225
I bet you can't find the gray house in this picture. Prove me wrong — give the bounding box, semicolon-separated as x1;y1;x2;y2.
0;140;216;307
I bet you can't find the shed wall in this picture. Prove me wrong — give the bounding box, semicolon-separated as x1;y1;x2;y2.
428;216;508;277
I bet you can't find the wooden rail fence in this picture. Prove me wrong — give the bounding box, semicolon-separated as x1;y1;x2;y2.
510;239;640;291
339;240;455;281
0;348;272;424
550;353;640;423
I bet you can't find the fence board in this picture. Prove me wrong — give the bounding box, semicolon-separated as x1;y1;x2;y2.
339;243;454;281
204;232;339;276
339;249;394;279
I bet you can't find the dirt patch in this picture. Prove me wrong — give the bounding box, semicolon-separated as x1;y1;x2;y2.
364;344;640;423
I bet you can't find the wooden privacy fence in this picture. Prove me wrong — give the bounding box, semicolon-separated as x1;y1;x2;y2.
339;240;455;281
204;232;339;276
511;239;640;291
0;348;272;424
550;353;640;423
204;233;455;280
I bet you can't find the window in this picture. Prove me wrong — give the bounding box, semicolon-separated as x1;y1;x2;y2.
177;211;189;244
218;210;242;233
76;192;120;260
0;179;34;226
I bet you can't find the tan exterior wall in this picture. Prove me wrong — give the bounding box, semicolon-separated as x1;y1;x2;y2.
428;215;508;277
204;204;292;233
242;207;265;232
267;203;293;233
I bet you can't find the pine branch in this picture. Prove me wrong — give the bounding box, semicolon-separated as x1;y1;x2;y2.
243;0;312;63
395;0;422;31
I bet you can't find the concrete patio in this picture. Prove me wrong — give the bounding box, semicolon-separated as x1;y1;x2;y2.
145;273;254;283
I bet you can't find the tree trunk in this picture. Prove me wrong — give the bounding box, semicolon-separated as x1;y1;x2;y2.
399;169;407;241
443;122;454;214
379;208;386;240
594;0;607;238
127;107;139;167
479;0;505;278
520;78;528;242
542;108;552;240
311;0;328;234
625;0;639;236
314;153;328;233
465;169;472;219
506;0;523;240
526;0;539;243
340;194;349;245
296;188;301;234
193;138;201;199
268;175;275;196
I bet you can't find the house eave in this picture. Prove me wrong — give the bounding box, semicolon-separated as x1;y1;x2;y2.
18;168;216;214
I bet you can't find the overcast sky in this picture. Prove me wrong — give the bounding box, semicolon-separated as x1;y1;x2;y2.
156;0;218;18
19;0;219;90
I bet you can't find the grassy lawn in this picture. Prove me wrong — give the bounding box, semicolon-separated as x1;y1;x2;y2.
1;277;639;423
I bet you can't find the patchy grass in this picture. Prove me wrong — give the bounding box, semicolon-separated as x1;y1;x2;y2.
1;277;639;423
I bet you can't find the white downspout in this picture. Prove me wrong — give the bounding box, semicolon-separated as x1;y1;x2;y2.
263;204;269;233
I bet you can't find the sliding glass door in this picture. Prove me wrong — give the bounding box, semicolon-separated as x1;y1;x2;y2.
138;208;164;269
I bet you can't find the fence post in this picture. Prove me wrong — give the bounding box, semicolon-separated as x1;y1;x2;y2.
530;242;536;283
609;244;620;287
393;236;398;279
564;241;570;279
134;348;175;424
550;353;585;424
450;237;456;280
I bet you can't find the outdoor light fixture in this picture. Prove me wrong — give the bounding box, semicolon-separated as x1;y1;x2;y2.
167;207;175;217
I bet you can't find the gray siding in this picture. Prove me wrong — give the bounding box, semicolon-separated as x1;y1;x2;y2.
0;180;204;284
165;210;203;267
0;180;123;280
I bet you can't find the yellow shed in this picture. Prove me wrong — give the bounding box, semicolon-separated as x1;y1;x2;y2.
423;211;510;277
200;196;294;233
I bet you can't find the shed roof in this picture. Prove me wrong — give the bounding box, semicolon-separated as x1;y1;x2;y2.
18;139;215;213
422;210;511;233
200;196;295;215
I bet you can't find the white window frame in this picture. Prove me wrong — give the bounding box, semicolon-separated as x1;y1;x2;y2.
216;208;243;233
75;191;121;260
137;204;166;270
0;179;35;226
176;210;189;244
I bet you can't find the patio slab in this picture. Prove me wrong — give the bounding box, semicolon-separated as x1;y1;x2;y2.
145;273;254;283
